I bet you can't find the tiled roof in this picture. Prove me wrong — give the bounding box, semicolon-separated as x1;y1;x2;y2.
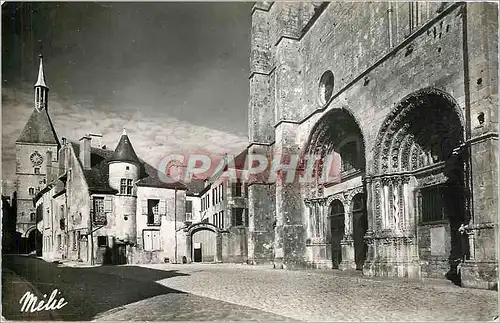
207;148;249;185
70;142;186;193
16;109;60;146
183;177;207;196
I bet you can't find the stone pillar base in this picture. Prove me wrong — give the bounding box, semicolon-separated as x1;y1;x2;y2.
273;257;284;269
363;260;421;279
339;260;357;271
460;261;498;290
306;259;333;269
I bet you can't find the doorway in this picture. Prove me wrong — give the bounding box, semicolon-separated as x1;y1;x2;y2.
352;194;368;270
330;200;345;269
193;244;202;262
192;229;216;262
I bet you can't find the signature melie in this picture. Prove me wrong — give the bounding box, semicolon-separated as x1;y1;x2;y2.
19;289;68;313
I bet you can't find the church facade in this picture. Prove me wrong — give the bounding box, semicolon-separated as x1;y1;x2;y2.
247;2;498;289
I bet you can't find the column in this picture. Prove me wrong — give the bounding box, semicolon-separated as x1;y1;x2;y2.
339;192;356;271
185;233;192;263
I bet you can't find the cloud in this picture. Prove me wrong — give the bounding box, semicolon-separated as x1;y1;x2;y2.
1;86;248;194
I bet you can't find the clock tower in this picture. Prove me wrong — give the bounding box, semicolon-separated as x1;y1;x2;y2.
15;54;60;242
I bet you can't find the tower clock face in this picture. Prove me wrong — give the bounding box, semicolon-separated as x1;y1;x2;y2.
30;151;43;166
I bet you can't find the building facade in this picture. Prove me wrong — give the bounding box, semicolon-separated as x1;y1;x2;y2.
248;2;498;289
13;55;198;265
188;151;250;263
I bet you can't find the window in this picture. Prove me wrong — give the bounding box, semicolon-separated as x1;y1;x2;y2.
185;200;193;221
34;167;40;174
143;230;160;251
29;212;35;222
232;208;244;227
97;236;107;247
232;182;242;197
68;169;72;181
77;231;81;244
120;178;133;195
219;211;224;229
147;199;160;225
93;197;106;224
220;183;224;201
420;186;446;223
57;234;62;249
28;187;35;196
213;214;217;227
72;231;77;250
319;70;334;106
339;141;358;172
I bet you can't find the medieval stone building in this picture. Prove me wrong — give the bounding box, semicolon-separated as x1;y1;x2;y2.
17;55;251;266
247;2;497;289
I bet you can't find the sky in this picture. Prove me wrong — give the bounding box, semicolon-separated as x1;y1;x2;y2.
1;2;253;194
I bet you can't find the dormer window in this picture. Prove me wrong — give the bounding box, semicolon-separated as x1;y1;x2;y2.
120;178;133;195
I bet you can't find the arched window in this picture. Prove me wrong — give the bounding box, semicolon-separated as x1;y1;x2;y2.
339;141;359;172
28;187;35;196
331;200;344;216
30;212;36;221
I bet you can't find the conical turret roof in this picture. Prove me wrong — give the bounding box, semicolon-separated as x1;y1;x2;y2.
108;128;140;164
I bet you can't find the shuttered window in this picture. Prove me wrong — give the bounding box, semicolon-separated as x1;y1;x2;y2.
143;230;160;251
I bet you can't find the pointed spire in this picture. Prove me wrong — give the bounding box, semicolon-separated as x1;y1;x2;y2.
34;54;48;88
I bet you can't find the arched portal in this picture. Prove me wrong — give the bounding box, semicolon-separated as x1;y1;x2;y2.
303;108;366;186
302;108;367;270
186;222;222;263
329;200;345;269
26;227;42;256
369;87;466;279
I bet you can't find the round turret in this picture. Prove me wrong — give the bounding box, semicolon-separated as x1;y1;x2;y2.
108;128;140;192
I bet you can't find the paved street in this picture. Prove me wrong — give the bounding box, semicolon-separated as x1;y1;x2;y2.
2;255;498;321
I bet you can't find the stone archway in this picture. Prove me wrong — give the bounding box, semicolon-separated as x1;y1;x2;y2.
301;107;367;270
302;107;366;189
185;222;223;264
367;87;466;279
26;227;42;256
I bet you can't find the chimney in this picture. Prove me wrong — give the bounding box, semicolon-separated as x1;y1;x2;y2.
79;135;91;170
88;133;103;148
46;150;53;183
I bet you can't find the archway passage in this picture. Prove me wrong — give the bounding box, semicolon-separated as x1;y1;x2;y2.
27;228;42;256
371;88;466;280
192;229;217;263
330;200;344;269
304;108;366;185
351;194;368;270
